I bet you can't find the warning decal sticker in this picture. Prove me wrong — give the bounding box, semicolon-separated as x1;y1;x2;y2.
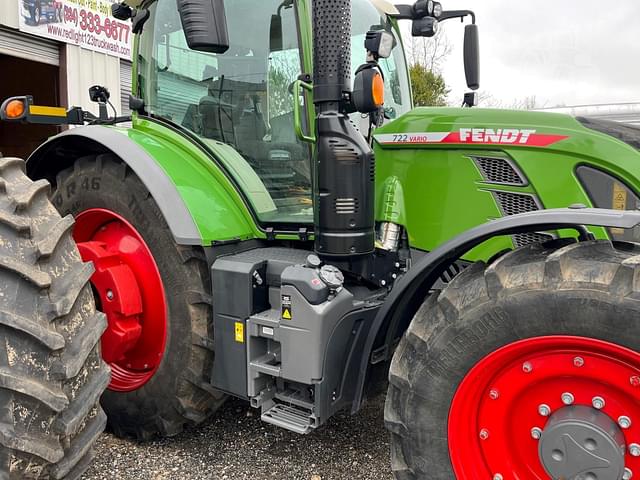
235;322;244;343
281;295;292;320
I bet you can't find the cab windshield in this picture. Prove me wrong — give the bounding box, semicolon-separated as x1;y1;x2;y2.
138;0;410;225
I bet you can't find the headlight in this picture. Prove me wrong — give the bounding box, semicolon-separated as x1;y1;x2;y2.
433;2;443;18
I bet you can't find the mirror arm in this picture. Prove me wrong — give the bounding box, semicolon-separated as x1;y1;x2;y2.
438;9;476;24
389;5;416;20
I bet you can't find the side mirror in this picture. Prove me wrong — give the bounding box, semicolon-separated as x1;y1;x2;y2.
270;14;283;52
176;0;230;54
463;24;480;90
411;16;439;38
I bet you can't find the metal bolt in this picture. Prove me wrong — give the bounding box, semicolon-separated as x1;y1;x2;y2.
631;376;640;387
479;428;490;440
561;392;575;405
394;262;401;268
381;280;387;286
531;427;543;440
592;396;606;410
392;273;397;279
619;416;632;429
624;468;633;480
106;290;114;300
493;475;503;480
489;389;500;400
522;362;533;373
538;404;551;417
629;443;640;457
573;356;585;367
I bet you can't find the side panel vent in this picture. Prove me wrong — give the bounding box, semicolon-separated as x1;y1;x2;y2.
493;191;540;216
473;156;527;186
491;190;555;248
513;232;555;248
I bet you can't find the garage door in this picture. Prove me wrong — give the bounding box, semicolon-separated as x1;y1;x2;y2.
0;27;59;66
120;59;132;115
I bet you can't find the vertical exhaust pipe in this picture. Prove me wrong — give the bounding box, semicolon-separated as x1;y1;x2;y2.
311;0;375;257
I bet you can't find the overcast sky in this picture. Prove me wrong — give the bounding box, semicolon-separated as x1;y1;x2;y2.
397;0;640;108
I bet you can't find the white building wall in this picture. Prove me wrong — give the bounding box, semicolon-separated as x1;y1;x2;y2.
64;46;123;116
0;1;19;28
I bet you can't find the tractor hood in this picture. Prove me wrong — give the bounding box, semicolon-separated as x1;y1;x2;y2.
372;107;640;261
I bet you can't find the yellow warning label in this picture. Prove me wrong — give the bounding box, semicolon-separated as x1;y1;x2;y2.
234;322;244;343
611;182;628;235
282;307;292;320
612;182;627;210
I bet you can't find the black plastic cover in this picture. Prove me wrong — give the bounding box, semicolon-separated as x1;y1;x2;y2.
463;24;480;90
176;0;230;54
577;116;640;151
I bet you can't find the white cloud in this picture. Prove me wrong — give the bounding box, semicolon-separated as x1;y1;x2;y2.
395;0;640;107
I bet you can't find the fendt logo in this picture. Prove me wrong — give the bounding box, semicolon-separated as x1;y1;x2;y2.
376;129;569;147
459;128;535;144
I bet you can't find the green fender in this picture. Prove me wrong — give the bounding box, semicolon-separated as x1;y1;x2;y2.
26;119;264;246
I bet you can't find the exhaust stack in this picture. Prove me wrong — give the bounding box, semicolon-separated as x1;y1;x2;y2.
311;0;376;257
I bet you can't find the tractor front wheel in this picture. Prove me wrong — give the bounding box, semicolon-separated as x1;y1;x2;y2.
386;240;640;479
52;155;226;439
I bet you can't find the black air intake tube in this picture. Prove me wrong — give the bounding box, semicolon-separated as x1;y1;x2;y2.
311;0;375;257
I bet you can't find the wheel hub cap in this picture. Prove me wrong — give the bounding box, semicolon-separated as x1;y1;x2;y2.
539;406;626;480
74;208;167;392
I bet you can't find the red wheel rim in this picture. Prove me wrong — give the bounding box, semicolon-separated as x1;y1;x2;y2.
448;336;640;478
74;208;167;392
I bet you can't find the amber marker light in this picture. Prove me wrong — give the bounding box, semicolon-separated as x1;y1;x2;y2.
372;71;385;107
4;99;26;119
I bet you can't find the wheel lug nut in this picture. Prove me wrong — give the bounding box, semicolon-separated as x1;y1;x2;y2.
538;404;551;417
619;416;632;429
573;356;584;367
489;389;500;400
629;443;640;457
522;361;533;373
531;427;542;440
592;396;605;410
479;428;490;440
631;376;640;387
624;468;634;480
561;392;574;405
106;290;114;300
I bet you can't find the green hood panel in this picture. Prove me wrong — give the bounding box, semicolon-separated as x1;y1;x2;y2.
373;107;640;260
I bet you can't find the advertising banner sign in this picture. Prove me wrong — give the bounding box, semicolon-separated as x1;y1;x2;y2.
18;0;132;59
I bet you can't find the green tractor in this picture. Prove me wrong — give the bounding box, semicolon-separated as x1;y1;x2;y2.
2;0;640;478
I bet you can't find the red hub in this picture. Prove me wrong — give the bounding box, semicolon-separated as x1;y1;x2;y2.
449;336;640;478
74;209;167;392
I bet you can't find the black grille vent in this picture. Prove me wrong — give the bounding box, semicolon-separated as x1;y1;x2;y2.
494;191;539;216
335;198;358;215
513;232;555;248
473;156;526;186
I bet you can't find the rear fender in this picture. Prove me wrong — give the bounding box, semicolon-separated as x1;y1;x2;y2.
27;125;258;245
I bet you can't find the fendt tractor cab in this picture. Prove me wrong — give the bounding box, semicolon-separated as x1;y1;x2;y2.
2;0;640;478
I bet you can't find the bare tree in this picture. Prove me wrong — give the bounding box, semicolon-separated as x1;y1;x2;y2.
477;92;544;110
406;31;452;73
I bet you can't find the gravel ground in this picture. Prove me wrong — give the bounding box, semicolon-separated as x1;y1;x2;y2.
84;392;393;480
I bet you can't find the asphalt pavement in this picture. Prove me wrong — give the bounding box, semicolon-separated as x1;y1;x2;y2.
84;392;393;480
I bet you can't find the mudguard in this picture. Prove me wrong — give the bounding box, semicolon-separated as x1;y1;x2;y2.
26;125;259;246
352;207;640;412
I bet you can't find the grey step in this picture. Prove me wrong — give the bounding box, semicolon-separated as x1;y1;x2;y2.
261;403;315;434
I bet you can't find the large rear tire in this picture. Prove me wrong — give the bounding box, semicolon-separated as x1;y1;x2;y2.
0;158;108;479
385;240;640;479
51;155;226;439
